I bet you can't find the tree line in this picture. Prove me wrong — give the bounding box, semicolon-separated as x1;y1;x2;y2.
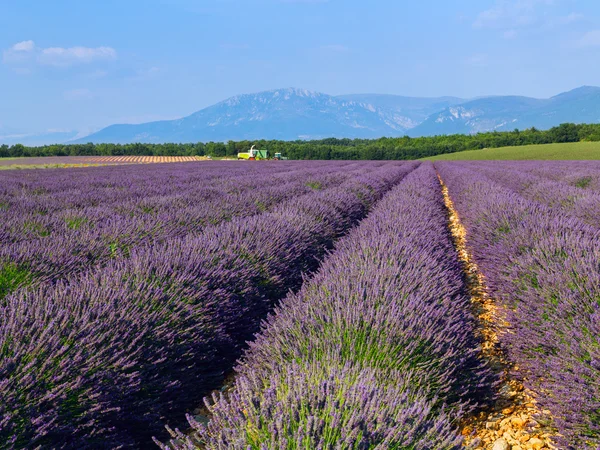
1;123;598;160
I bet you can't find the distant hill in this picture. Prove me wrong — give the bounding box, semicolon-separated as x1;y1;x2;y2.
74;88;432;144
65;86;600;144
410;86;600;137
334;94;465;129
0;128;79;147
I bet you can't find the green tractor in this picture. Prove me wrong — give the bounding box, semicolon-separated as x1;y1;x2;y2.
237;145;270;160
273;152;288;160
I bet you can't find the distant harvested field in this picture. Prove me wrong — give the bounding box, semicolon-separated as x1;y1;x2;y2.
0;155;206;168
423;141;600;160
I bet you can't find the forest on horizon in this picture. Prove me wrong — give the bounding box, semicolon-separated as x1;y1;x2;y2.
1;123;598;160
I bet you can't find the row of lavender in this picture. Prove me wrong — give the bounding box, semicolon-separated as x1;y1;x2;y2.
0;162;364;242
160;163;495;449
0;162;370;289
0;161;416;449
457;160;600;229
481;160;600;190
446;160;600;446
436;162;600;448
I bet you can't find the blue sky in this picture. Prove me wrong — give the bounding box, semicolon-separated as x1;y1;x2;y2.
1;0;600;138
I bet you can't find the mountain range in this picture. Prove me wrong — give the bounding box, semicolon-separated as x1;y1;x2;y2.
75;88;467;144
0;126;79;147
9;86;600;145
410;86;600;136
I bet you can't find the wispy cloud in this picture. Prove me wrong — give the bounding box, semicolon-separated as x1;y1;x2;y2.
2;40;117;67
474;0;585;41
474;0;553;29
2;40;35;63
557;12;584;25
127;66;162;82
87;69;109;79
12;40;35;52
141;66;160;76
542;11;584;29
466;53;489;67
46;128;73;133
64;88;94;100
576;30;600;47
39;46;116;67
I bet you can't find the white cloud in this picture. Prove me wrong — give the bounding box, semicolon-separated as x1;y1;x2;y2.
542;12;584;29
12;40;35;52
46;128;73;133
466;54;489;67
474;1;584;40
2;40;116;67
126;66;162;82
3;40;36;64
473;0;555;29
576;30;600;47
88;69;109;79
64;88;94;100
474;5;504;28
39;46;116;67
71;128;98;140
559;12;584;24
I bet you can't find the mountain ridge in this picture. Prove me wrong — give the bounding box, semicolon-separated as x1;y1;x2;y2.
59;86;600;144
409;86;600;136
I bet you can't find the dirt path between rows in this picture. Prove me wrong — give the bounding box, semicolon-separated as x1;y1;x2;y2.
438;174;558;450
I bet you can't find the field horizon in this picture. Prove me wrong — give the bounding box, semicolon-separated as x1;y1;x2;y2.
423;141;600;161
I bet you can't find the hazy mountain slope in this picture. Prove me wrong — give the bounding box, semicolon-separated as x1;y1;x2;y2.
0;129;79;146
410;86;600;136
76;88;413;144
335;94;466;128
523;86;600;128
72;86;600;144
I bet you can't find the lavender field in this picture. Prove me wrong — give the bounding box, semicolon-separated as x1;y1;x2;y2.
1;160;598;449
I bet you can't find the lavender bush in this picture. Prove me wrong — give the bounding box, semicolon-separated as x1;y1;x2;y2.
436;162;600;448
0;162;367;289
160;163;494;449
456;161;600;229
161;365;462;450
0;161;415;448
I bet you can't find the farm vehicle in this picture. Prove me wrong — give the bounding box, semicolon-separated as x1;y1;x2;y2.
237;145;287;160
